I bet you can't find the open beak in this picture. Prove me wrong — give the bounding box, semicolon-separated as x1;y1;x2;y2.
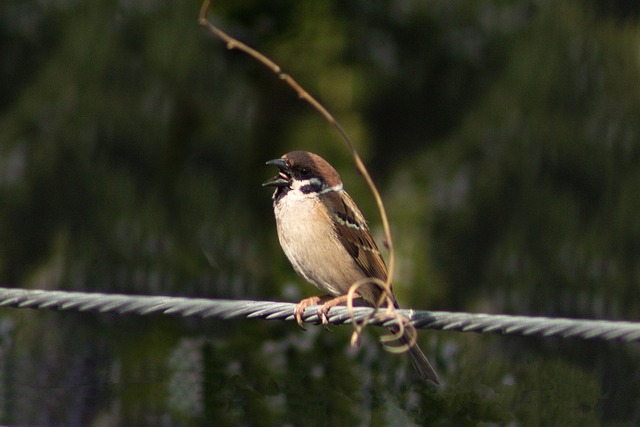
262;158;291;187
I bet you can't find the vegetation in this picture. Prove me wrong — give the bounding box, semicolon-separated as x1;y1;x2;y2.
1;0;639;424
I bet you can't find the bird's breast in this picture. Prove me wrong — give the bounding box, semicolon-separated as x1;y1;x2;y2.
273;193;366;297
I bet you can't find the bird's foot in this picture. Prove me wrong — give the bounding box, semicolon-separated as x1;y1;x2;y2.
295;294;365;329
294;295;326;329
316;294;353;325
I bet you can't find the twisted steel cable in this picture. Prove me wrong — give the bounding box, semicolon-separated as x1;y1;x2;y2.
0;287;639;342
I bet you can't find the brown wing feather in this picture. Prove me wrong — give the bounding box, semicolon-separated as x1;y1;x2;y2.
321;190;389;304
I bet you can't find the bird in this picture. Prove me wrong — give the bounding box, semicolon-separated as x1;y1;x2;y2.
263;150;439;384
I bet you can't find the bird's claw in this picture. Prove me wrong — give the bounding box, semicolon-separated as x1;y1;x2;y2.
293;294;356;330
318;305;331;325
293;305;308;330
293;295;323;329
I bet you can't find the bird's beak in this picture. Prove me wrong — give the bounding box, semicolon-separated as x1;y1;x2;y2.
262;158;291;187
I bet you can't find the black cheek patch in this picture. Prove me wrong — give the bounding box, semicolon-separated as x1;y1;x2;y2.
300;178;324;194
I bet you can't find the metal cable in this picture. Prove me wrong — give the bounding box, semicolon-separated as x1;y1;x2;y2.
0;287;638;342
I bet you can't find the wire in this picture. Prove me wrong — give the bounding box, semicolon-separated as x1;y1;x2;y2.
0;287;638;342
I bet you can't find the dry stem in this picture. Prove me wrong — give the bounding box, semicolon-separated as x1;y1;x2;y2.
199;0;406;350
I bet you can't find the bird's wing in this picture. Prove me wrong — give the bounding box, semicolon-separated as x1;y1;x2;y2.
322;190;388;284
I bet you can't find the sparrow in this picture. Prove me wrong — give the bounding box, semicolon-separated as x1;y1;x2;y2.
263;150;439;384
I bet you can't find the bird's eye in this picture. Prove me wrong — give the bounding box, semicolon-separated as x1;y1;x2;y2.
299;167;311;177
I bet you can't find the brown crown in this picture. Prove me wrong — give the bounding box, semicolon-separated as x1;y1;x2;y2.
282;151;343;187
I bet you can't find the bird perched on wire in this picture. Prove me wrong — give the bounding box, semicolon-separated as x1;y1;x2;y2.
263;150;439;384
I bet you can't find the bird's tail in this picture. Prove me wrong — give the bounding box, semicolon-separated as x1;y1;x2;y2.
383;297;439;384
396;331;439;384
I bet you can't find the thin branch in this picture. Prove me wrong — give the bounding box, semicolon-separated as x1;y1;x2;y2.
198;0;396;296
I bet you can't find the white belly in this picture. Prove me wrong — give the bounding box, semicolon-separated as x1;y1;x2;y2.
274;193;365;297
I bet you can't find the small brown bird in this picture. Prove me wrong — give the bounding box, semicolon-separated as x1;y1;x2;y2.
263;151;439;384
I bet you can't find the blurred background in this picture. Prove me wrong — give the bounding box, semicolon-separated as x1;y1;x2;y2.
1;0;639;425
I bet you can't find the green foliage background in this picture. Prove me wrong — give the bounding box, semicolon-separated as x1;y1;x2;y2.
1;0;639;425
